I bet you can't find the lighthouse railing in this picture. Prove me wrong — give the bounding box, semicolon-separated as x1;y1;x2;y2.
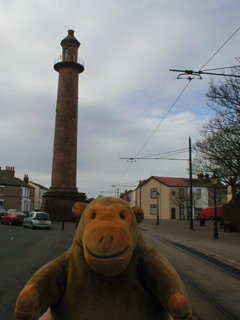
54;55;85;67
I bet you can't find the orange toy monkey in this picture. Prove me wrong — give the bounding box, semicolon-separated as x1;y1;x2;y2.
15;197;192;320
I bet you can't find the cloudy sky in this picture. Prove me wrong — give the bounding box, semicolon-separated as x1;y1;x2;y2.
0;1;239;199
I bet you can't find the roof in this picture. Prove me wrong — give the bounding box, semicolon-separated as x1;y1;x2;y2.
181;178;226;189
152;176;188;187
181;178;211;188
29;181;48;190
0;172;21;186
139;176;227;189
61;30;80;47
0;172;33;188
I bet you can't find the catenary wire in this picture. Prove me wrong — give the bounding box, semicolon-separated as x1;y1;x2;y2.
113;26;240;187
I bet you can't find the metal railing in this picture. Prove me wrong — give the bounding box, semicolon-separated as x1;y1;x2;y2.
54;55;85;67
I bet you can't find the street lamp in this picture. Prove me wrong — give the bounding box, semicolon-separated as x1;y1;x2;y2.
156;191;160;225
211;172;219;239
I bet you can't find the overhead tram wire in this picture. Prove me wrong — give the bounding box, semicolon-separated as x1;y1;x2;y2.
202;65;240;72
114;27;240;187
139;148;188;158
165;164;188;176
199;27;240;71
170;68;240;80
170;27;240;79
113;81;191;188
120;148;189;161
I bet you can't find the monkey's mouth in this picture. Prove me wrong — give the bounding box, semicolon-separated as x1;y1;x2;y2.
86;245;130;259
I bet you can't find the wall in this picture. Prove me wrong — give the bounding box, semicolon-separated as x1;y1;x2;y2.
1;185;21;210
161;184;171;219
223;199;240;233
136;179;172;220
194;187;208;209
169;186;188;220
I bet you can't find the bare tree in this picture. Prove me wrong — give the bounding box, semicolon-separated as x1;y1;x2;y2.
206;59;240;116
170;189;188;220
171;189;203;220
193;61;240;201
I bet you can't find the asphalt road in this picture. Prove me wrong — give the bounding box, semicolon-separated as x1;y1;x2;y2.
0;223;74;320
2;221;239;320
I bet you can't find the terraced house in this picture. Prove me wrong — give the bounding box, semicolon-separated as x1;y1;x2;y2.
0;167;34;212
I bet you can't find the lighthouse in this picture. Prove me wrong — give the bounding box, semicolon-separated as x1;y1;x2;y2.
42;30;86;220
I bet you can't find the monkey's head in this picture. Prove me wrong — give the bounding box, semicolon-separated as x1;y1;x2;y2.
72;197;144;277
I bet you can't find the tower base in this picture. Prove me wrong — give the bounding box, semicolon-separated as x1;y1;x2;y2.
41;190;87;221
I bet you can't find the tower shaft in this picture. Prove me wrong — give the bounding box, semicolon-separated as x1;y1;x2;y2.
41;30;86;220
51;66;79;191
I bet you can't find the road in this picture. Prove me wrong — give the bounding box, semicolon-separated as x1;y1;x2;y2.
1;222;239;320
0;223;74;320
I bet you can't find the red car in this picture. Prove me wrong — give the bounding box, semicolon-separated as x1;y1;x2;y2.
0;209;25;226
196;207;223;220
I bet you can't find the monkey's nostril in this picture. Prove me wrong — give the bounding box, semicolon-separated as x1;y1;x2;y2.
100;236;113;244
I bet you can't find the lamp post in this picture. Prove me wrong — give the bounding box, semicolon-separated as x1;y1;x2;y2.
211;172;219;240
156;191;160;225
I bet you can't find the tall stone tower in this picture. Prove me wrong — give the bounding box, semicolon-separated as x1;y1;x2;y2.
42;30;86;220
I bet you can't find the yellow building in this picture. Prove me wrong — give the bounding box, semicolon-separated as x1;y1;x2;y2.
135;176;189;220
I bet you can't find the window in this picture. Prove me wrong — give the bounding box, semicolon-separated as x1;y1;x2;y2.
65;141;70;152
195;208;202;216
179;188;184;198
0;187;4;196
151;188;158;199
180;205;184;215
197;189;201;199
150;204;157;215
64;49;68;60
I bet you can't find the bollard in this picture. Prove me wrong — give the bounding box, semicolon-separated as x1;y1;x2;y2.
62;219;65;231
75;220;79;229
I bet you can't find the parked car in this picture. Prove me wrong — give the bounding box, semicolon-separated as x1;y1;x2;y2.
23;212;51;230
0;209;7;217
196;207;223;220
1;209;25;225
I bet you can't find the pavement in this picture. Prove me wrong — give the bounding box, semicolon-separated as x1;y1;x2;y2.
140;218;240;271
56;218;240;271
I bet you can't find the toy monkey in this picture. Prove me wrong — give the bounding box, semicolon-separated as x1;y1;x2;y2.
15;197;192;320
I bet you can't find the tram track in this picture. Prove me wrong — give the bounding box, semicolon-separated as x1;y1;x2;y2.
141;228;240;320
180;274;239;320
149;232;240;280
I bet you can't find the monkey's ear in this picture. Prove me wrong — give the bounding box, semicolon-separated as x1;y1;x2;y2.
72;202;88;217
132;206;144;223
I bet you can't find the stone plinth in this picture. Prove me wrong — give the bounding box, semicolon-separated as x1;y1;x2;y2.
41;190;86;221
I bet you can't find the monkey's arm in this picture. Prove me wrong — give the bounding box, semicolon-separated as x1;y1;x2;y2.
142;246;192;320
15;250;71;320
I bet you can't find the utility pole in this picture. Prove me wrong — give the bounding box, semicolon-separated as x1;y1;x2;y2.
189;136;193;230
139;180;142;208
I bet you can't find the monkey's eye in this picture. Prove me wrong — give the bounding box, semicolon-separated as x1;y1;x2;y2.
119;213;125;220
91;212;96;219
